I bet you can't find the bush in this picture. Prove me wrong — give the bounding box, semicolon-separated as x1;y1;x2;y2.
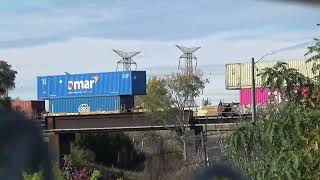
75;132;145;170
227;102;320;179
64;146;95;165
90;170;102;180
23;171;43;180
0;97;12;111
22;165;64;180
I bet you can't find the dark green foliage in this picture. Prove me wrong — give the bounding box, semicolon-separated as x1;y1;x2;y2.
75;132;145;171
23;165;64;180
90;170;102;180
141;73;208;163
228;103;320;179
142;76;175;125
0;61;16;110
23;171;44;180
305;39;320;80
0;97;12;111
227;57;320;179
259;61;315;105
64;146;95;165
142;73;207;126
0;61;17;96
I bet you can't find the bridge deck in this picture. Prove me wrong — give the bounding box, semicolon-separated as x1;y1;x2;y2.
42;111;244;133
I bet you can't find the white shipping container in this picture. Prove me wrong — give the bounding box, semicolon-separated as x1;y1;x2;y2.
225;60;315;89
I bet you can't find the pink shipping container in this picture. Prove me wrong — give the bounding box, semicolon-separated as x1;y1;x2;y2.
240;88;281;105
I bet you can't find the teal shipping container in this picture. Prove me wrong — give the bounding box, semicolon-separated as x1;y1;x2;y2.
49;96;134;113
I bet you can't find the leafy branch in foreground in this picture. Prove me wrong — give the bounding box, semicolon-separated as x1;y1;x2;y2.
227;59;320;179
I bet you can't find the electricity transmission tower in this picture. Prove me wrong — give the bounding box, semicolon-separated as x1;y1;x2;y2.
176;45;201;107
113;49;140;71
176;45;201;76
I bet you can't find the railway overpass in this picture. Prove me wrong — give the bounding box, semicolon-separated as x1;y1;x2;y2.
42;111;248;167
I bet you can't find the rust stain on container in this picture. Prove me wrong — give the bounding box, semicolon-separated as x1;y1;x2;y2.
11;100;45;119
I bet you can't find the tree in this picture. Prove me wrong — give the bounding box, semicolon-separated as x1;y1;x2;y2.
142;76;173;125
305;38;320;63
139;131;184;180
227;24;320;180
226;61;320;179
0;61;17;96
0;61;17;111
142;72;208;162
0;97;13;111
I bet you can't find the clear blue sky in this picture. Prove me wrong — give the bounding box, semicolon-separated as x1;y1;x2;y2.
1;0;319;101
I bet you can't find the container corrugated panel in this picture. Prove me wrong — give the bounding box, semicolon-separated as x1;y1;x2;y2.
132;71;147;95
226;60;315;89
240;88;282;105
11;100;45;118
48;96;134;113
38;71;146;100
225;63;241;89
240;88;269;105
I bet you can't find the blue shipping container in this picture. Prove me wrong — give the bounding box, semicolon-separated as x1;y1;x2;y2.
37;71;146;100
49;96;134;113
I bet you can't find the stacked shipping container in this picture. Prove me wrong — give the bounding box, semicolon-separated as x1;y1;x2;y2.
240;88;281;105
225;60;313;105
225;60;314;89
37;71;146;114
11;100;45;119
49;96;134;113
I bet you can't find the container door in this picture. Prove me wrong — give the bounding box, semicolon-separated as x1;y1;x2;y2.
103;72;120;96
37;76;49;100
132;71;146;95
225;63;241;89
119;71;132;95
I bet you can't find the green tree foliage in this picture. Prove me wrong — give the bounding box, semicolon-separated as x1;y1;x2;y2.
164;73;207;124
227;60;320;179
305;38;320;81
142;73;207;162
142;76;174;125
75;132;145;170
0;61;17;111
305;38;320;62
259;62;315;105
0;97;12;111
63;146;95;166
22;165;64;180
0;61;17;96
23;171;44;180
90;170;102;180
143;73;207;125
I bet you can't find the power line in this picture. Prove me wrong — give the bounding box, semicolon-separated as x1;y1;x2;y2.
256;40;316;64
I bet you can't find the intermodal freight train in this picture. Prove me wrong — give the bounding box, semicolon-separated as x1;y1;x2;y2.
195;102;244;117
37;71;147;114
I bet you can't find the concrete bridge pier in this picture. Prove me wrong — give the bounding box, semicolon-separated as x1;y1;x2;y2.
48;133;75;168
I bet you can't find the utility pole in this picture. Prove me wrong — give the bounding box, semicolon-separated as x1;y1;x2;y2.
250;34;320;122
251;58;256;124
201;128;209;166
